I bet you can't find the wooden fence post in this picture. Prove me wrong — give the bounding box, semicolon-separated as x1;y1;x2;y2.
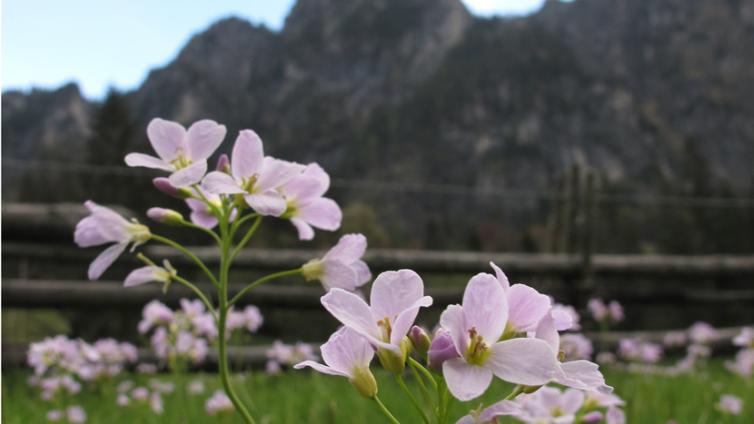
581;171;596;296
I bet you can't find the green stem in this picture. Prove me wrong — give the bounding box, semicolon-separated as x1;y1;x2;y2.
409;364;434;408
171;274;217;321
408;357;437;389
372;396;401;424
181;221;222;245
504;385;524;400
191;184;221;216
217;206;256;424
396;374;430;424
437;377;450;424
151;234;219;287
230;211;259;236
228;268;303;307
230;215;263;261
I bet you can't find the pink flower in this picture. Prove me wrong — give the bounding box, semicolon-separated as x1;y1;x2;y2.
188;380;205;395
303;234;371;291
725;348;754;377
489;262;551;334
534;314;612;393
608;301;624;323
125;118;226;187
66;406;87;423
46;410;63;421
116;394;130;406
588;298;609;322
150;392;164;414
733;327;754;348
241;305;264;333
439;273;562;401
124;264;172;288
618;338;663;364
427;330;460;372
606;406;626;424
458;387;585;424
560;333;593;360
320;270;432;356
688;321;718;344
294;327;377;397
131;387;149;401
596;351;617;365
279;163;342;240
138;301;174;334
550;303;581;331
181;298;206;318
74;201;151;280
201;130;304;216
662;331;687;347
717;394;743;415
205;390;234;415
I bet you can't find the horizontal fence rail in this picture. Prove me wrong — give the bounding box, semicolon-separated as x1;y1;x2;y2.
6;242;754;276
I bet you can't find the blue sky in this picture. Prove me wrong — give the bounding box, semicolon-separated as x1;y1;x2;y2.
2;0;546;99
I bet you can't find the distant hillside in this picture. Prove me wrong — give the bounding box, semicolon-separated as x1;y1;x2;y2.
4;0;753;253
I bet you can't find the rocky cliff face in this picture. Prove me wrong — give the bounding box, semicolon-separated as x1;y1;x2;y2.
3;83;92;161
3;0;753;205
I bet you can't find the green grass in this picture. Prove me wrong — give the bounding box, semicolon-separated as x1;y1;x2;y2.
3;362;752;423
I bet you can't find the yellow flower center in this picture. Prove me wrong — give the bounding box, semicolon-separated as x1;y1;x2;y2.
465;328;490;366
280;199;299;219
240;175;259;193
170;154;192;170
301;259;324;281
377;317;392;343
127;222;151;244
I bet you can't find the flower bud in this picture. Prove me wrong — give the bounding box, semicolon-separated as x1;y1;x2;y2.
581;411;604;423
409;326;431;359
427;329;459;372
215;154;230;172
301;259;325;282
376;337;411;374
153;177;192;199
349;366;378;398
521;385;542;394
147;208;184;225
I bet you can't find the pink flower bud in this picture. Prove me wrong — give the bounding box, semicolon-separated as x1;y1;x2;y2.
409;326;430;358
581;411;604;423
215;154;230;172
427;329;459;372
147;208;184;225
152;177;191;199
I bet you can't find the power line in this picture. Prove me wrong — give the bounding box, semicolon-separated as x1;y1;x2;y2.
4;157;754;208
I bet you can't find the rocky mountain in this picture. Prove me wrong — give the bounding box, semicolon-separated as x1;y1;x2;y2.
3;83;92;161
3;0;753;252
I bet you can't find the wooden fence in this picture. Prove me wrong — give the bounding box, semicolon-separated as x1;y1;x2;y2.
3;203;754;368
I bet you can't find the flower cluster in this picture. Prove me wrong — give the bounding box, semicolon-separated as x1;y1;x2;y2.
617;338;663;364
115;379;172;414
46;406;87;423
727;327;754;378
587;298;624;330
205;390;234;415
457;387;626;424
265;340;318;374
27;336;138;421
138;299;263;369
73;117;375;422
297;262;614;423
716;394;744;415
